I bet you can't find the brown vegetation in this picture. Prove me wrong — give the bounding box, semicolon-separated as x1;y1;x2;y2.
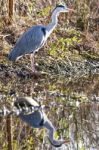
0;1;99;150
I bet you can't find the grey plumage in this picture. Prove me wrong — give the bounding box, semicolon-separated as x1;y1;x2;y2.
8;25;46;61
8;4;73;72
0;96;67;147
14;97;44;128
14;97;66;147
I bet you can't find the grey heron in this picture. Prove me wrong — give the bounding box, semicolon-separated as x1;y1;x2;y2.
8;4;73;73
0;97;69;147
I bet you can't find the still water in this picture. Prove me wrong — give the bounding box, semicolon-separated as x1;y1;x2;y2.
0;68;99;150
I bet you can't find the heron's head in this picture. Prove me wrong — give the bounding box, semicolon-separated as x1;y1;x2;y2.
52;4;74;14
49;138;69;147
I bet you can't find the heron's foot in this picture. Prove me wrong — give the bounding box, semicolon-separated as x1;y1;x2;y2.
25;66;41;77
25;66;49;78
25;66;36;73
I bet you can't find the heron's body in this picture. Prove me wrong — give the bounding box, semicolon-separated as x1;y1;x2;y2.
8;4;73;72
0;96;68;147
14;97;67;147
14;97;44;128
9;25;46;61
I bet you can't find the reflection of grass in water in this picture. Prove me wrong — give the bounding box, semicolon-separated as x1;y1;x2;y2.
0;69;99;149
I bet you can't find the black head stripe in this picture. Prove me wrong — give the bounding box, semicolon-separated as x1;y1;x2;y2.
52;4;65;13
48;138;62;147
56;4;65;8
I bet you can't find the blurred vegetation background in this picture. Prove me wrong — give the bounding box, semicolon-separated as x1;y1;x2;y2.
0;0;99;150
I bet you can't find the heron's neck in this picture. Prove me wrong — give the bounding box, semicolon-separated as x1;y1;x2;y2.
48;127;54;141
43;116;55;142
44;117;61;146
46;10;59;35
48;128;61;146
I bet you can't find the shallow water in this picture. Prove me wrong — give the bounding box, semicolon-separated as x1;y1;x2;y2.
0;69;99;150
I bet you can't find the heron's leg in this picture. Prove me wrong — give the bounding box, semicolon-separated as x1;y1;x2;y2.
30;53;35;72
42;129;48;150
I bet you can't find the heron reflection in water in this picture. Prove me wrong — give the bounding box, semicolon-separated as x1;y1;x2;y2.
0;97;69;147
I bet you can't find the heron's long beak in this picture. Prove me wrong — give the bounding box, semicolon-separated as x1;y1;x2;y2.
62;139;70;144
66;8;75;12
